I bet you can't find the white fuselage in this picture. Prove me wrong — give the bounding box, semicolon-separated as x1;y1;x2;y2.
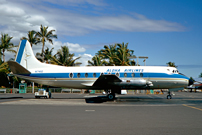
9;40;190;91
15;65;189;89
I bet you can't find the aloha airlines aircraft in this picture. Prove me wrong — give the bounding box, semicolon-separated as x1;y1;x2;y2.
8;40;193;100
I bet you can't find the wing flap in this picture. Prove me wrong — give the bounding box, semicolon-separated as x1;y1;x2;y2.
81;82;95;86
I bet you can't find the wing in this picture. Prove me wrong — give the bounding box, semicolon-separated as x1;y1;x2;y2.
93;74;121;87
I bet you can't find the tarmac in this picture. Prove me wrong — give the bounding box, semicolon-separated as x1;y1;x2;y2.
0;92;202;135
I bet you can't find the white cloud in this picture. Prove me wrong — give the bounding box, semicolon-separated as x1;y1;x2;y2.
30;40;86;57
53;41;86;53
1;0;186;61
75;53;93;66
0;2;50;46
0;4;25;17
42;0;107;6
26;15;49;26
0;0;185;38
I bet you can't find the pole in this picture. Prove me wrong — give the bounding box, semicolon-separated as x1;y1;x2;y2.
32;82;34;93
144;58;146;66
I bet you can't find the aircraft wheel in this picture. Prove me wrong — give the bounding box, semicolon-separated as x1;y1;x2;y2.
167;95;172;99
107;93;115;101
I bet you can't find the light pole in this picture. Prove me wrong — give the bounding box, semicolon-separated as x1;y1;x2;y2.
128;56;148;66
138;56;148;66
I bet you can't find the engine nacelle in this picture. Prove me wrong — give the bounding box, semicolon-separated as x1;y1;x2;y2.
114;79;153;87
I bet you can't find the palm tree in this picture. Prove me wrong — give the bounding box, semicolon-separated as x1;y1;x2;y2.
0;62;9;73
35;24;57;61
0;33;16;62
98;44;117;65
52;46;81;66
88;55;108;66
98;42;135;66
199;73;202;78
36;47;54;63
0;61;10;87
44;47;54;63
167;62;178;68
21;30;39;47
115;42;134;66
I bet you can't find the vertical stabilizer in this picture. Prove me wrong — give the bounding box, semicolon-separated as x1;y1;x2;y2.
15;40;45;70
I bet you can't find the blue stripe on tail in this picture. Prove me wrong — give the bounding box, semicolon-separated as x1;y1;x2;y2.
16;40;27;64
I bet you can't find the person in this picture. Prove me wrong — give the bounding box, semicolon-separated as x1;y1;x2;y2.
46;86;51;98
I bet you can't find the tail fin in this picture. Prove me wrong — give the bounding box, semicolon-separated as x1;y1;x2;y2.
15;40;45;70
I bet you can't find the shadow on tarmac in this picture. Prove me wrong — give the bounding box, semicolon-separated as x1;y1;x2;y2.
85;96;110;103
0;97;23;99
1;93;202;105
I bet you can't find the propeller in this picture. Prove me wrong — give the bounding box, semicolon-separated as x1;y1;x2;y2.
179;73;194;86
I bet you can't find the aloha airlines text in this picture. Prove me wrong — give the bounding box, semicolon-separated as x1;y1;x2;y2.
106;69;144;72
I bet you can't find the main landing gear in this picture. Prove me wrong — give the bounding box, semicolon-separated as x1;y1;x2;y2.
167;91;172;99
104;90;116;101
107;93;115;101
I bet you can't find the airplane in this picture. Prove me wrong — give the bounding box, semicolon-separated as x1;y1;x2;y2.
8;40;193;100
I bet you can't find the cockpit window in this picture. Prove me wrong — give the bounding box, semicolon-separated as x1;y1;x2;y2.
172;70;179;74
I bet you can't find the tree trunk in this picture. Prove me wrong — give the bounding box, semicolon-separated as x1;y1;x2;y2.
41;38;45;62
3;50;5;62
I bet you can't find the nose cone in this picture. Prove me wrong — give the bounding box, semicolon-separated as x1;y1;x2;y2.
188;79;194;86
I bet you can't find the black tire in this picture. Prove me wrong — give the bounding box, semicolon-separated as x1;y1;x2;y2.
167;95;172;99
107;93;115;101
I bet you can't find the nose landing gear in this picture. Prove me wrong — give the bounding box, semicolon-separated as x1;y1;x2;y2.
167;91;172;99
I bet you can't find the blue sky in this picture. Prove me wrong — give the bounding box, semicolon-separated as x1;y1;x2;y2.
0;0;202;78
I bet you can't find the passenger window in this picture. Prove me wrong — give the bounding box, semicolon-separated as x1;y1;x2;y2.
77;73;80;78
140;73;143;77
124;73;127;77
115;72;120;77
85;73;88;78
132;73;135;77
69;73;73;78
100;73;104;76
93;73;96;78
108;72;111;75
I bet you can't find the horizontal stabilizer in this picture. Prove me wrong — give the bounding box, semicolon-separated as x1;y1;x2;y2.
7;61;31;74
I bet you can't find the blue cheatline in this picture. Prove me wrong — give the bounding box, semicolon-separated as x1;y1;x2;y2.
21;72;189;80
16;40;27;64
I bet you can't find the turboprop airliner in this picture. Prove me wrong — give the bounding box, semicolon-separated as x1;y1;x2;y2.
8;40;193;100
